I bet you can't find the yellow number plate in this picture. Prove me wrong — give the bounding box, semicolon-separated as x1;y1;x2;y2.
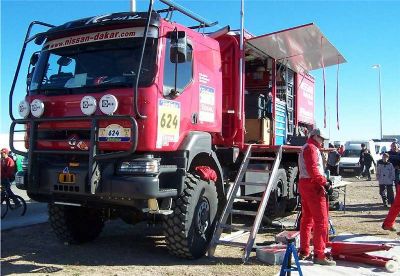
58;173;76;184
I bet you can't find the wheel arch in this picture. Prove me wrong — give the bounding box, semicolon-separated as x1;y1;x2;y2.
178;131;225;211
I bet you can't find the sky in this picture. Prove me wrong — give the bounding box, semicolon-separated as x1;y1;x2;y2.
1;0;399;142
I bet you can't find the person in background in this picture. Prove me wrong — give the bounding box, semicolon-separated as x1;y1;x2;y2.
327;144;341;176
363;149;376;181
388;142;400;187
1;148;20;206
338;144;345;156
382;143;400;232
356;143;367;179
298;128;336;266
377;153;395;207
14;154;23;173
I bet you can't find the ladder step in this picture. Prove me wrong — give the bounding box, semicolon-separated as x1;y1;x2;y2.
237;195;263;201
219;223;253;232
248;157;275;161
216;240;247;248
245;169;272;173
239;181;267;187
231;209;258;216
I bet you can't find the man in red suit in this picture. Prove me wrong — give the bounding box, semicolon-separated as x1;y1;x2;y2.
298;129;336;266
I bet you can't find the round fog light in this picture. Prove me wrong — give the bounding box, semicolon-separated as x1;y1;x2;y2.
99;94;118;115
30;99;45;117
18;100;30;118
80;95;97;116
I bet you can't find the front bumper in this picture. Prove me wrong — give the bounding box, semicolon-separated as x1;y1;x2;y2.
19;162;183;207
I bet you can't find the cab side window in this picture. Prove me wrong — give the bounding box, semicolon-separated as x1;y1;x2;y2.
163;37;193;96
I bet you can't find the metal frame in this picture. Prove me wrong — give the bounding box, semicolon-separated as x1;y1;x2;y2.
157;0;217;29
9;21;55;121
10;115;138;195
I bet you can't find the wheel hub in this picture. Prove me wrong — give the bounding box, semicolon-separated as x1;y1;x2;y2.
196;198;210;235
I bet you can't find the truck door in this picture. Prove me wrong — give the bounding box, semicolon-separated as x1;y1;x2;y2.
156;27;195;149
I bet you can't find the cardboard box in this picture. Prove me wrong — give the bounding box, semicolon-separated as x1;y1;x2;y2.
245;118;271;144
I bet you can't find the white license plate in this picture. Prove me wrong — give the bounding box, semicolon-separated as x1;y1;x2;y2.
343;169;354;172
15;175;24;185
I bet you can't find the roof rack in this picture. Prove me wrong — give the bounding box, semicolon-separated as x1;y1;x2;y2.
157;0;218;29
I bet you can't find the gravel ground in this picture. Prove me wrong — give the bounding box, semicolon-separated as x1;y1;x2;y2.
1;176;399;276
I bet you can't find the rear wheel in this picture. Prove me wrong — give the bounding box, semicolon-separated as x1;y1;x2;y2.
163;173;218;259
265;169;288;218
48;204;104;244
285;165;299;212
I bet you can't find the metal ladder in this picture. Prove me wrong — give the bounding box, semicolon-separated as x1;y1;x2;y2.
208;144;283;262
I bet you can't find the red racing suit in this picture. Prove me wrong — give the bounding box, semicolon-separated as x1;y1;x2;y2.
298;137;328;259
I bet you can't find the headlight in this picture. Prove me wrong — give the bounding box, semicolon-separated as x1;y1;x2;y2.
30;99;45;117
18;100;30;118
80;95;97;116
99;94;118;115
118;160;159;174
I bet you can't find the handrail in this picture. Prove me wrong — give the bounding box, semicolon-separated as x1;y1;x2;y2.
9;21;54;121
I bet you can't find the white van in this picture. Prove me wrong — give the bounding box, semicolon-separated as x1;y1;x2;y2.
339;140;378;175
375;141;393;155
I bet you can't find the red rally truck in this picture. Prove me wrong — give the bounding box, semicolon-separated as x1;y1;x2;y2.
9;0;345;259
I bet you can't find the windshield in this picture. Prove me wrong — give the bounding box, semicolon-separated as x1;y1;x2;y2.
343;149;361;158
30;30;158;95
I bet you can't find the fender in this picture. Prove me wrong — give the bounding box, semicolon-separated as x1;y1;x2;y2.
178;131;224;194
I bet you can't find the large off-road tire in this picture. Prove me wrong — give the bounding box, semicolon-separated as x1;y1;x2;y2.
285;165;299;212
163;173;218;259
265;168;288;218
48;204;105;244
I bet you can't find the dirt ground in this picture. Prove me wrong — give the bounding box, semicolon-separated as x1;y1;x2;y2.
2;176;400;276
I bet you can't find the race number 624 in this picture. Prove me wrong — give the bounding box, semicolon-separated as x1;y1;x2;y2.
160;113;178;129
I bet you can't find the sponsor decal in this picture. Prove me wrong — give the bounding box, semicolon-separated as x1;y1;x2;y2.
85;14;142;25
45;27;158;50
156;99;180;148
76;141;89;151
199;85;215;123
98;124;131;142
68;135;78;149
199;73;210;84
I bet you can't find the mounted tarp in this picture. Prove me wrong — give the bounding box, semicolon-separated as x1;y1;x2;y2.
246;23;346;73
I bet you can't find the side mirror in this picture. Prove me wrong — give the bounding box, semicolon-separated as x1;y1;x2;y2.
169;30;187;63
34;34;46;45
57;56;72;66
30;53;39;66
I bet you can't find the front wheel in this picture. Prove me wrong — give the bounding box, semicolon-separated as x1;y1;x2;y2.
48;204;105;244
163;173;218;259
